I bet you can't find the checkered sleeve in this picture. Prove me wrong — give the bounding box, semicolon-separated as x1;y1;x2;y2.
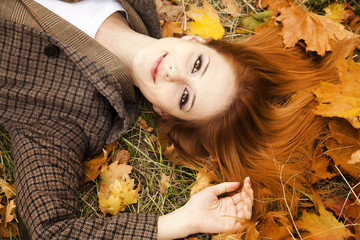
9;119;158;240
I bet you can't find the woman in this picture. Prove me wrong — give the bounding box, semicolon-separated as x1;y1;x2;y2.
0;0;253;239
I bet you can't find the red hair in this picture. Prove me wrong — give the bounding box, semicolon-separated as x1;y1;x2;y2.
159;27;341;231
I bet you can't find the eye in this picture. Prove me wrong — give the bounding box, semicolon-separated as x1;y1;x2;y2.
179;88;189;109
192;55;203;73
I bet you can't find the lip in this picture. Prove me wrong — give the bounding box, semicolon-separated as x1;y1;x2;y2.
151;53;167;82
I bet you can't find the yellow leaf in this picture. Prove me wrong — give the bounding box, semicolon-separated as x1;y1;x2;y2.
313;59;360;129
295;205;354;239
190;168;217;196
185;0;225;40
0;179;15;199
276;4;356;56
98;177;140;215
162;22;184;38
324;3;354;23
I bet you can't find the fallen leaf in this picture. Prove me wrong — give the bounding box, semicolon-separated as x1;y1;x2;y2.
256;0;292;13
162;21;184;37
324;3;354;23
98;161;139;215
81;141;119;184
222;0;240;14
313;59;360;129
186;0;225;40
160;173;171;195
0;179;15;199
310;146;337;184
98;177;140;215
112;149;131;165
323;196;350;218
349;16;360;34
137;117;154;133
156;0;183;23
295;205;354;239
190;168;217;196
0;200;17;238
349;150;360;164
259;212;293;239
344;201;360;222
276;4;356;56
239;11;272;32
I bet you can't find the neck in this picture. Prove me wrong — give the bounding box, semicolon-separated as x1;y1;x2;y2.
95;12;155;75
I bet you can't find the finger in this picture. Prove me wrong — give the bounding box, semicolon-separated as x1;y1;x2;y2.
244;205;252;219
210;182;241;196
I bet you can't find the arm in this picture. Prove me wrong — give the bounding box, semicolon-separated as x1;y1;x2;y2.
10;119;157;240
157;179;253;240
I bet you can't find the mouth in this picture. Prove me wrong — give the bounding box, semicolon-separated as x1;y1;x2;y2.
151;53;167;82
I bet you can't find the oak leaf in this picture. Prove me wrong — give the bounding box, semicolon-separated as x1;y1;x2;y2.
295;205;354;239
186;0;225;40
313;59;360;129
0;199;18;238
276;4;356;56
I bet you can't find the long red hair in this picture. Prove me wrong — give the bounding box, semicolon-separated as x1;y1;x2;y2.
159;27;341;231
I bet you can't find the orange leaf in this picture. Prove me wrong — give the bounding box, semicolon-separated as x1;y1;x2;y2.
137;117;154;132
295;205;354;239
258;212;293;239
313;59;360;129
190;168;217;196
162;22;184;38
256;0;292;14
276;4;356;56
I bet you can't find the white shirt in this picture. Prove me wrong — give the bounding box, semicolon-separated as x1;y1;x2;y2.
33;0;127;38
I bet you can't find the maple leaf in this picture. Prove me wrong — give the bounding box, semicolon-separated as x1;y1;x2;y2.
256;0;292;15
98;160;139;215
81;141;119;184
276;4;356;56
185;0;225;40
162;22;184;38
0;179;15;199
313;59;360;129
190;168;217;196
324;3;354;23
98;177;140;215
309;146;337;184
295;205;354;239
259;212;293;239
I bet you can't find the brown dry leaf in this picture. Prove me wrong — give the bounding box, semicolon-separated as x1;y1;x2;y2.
256;0;292;14
162;22;184;38
186;0;225;40
222;0;240;14
156;0;183;23
0;199;18;238
323;196;350;218
314;59;360;129
310;142;337;184
258;212;293;239
137;117;154;132
112;149;131;165
344;201;360;222
0;179;15;199
349;17;360;34
295;205;354;239
81;141;118;184
160;173;171;195
190;168;217;196
276;4;356;56
98;160;139;215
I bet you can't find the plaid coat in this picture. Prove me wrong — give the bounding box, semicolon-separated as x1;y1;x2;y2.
0;0;161;239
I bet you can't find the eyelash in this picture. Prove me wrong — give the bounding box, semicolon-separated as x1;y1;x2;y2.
179;87;189;109
192;55;203;73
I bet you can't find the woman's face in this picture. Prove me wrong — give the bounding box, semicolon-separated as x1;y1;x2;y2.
131;37;236;120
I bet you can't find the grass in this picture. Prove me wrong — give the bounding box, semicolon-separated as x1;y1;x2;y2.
0;0;359;239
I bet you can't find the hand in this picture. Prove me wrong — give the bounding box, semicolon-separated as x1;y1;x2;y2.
157;177;253;240
185;177;253;234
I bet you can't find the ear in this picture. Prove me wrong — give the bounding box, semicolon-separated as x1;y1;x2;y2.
153;105;170;119
181;35;211;44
